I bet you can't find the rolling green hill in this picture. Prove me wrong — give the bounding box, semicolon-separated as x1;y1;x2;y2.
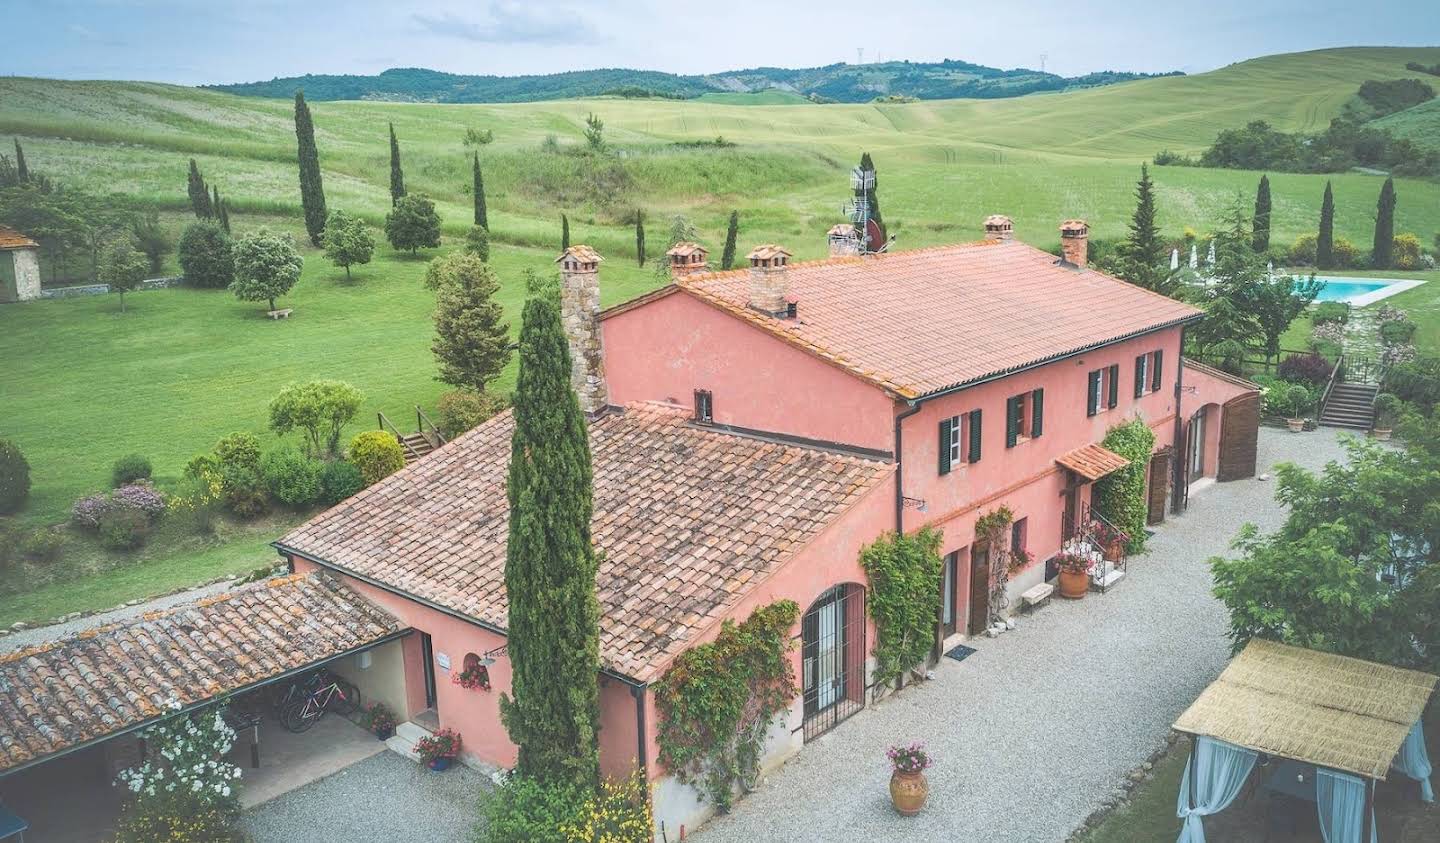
1374;97;1440;150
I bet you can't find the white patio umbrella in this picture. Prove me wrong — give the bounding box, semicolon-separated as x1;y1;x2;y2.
1189;244;1198;268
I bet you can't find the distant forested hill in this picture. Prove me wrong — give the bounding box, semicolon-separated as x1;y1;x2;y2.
206;60;1179;103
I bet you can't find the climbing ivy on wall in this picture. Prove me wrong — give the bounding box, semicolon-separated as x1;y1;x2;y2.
654;600;799;813
974;506;1014;625
1095;418;1156;553
859;527;943;687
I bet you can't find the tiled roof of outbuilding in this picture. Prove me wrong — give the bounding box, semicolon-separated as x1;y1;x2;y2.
278;402;892;682
0;226;38;250
0;573;403;773
675;240;1202;399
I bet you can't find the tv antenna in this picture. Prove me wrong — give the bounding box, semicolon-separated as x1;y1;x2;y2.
840;165;889;253
1040;53;1048;73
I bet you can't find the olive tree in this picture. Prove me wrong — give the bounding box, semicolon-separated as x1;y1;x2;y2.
230;228;303;313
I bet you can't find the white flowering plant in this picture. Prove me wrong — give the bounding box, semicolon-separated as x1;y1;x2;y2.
114;698;243;818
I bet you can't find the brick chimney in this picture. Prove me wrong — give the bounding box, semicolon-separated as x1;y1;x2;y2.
1059;219;1089;268
747;245;792;316
555;245;609;415
827;224;862;257
983;214;1014;242
665;241;709;280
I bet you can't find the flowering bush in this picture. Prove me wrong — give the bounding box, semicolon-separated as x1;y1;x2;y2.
556;771;655;843
168;468;224;534
1088;519;1129;549
1054;551;1093;575
1309;321;1347;351
1377;304;1409;323
454;662;491;691
114;483;167;521
362;702;397;736
1382;343;1417;366
73;484;166;531
72;492;116;529
887;742;934;775
1276;353;1334;388
414;728;461;765
114;700;243;842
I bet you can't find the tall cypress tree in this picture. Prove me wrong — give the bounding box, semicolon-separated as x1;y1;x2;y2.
498;273;601;789
186;159;213;219
858;151;885;243
13;139;27;183
294;91;328;247
1317;181;1336;270
1372;177;1396;269
1124;163;1163;289
472;152;487;228
218;199;231;234
1252;174;1272;253
635;212;646;267
561;214;570;251
388;123;405;206
721;209;739;270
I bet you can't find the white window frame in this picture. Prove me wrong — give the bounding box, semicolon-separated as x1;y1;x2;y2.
947;414;963;465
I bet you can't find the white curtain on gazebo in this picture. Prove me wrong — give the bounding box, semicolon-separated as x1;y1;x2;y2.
1316;769;1378;843
1175;736;1258;843
1393;719;1434;802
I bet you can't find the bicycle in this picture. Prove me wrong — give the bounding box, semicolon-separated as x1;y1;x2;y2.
280;674;361;733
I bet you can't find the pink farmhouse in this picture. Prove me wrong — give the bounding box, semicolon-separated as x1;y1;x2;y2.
275;216;1259;834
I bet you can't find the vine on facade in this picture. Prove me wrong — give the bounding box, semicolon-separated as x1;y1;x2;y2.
1095;419;1156;553
654;599;799;813
974;506;1014;624
860;527;944;688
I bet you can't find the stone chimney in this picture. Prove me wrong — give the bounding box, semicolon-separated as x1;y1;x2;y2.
555;245;609;416
665;241;709;280
983;214;1014;242
746;245;792;316
827;224;862;257
1059;219;1089;268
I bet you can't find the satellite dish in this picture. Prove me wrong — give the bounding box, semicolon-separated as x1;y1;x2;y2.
865;219;884;251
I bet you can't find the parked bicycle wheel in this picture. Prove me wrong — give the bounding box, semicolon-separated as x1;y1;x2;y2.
329;679;361;715
280;699;320;733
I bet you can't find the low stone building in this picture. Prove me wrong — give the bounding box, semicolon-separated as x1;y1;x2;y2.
0;226;41;303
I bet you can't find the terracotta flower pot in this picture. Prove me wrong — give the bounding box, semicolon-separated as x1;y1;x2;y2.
1287;418;1304;433
1373;427;1392;441
890;770;928;816
1058;569;1088;599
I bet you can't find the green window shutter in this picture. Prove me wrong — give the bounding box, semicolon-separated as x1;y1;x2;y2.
1134;354;1146;399
1107;364;1119;408
1152;350;1163;392
1005;396;1020;447
968;409;982;463
1031;388;1044;438
1087;370;1100;417
938;417;953;475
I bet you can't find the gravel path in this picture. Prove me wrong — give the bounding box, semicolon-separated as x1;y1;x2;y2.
698;427;1356;843
241;751;490;843
0;577;242;652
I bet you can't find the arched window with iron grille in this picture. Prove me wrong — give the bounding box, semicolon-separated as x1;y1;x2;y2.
801;583;866;741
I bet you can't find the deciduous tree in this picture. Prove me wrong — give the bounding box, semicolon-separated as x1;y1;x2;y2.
100;239;148;313
130;211;171;275
230;228;303;313
426;252;511;393
294;91;328;247
499;272;602;790
384;194;441;255
177;221;234;289
322;210;374;280
268;380;364;459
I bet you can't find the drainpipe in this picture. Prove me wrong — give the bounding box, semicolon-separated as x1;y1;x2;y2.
629;682;649;778
893;400;923;533
1171;326;1188;514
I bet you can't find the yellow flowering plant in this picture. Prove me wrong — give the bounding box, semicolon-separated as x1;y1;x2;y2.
557;771;654;843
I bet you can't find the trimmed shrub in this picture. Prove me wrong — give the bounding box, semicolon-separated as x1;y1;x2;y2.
436;389;506;439
1289;234;1317;266
0;439;31;515
1379;319;1417;346
1311;301;1350;326
1276;353;1334;388
1277;382;1314;418
214;432;262;474
98;506;151;550
220;464;268;518
260;447;324;507
319;460;364;505
349;431;405;486
111;454;153;487
477;774;588;843
20;528;64;563
1094;419;1155;553
177;221;235;289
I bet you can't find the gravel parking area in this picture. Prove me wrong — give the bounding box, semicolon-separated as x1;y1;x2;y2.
242;751;489;843
698;427;1356;842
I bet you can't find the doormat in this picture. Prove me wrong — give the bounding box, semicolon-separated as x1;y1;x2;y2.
944;644;977;663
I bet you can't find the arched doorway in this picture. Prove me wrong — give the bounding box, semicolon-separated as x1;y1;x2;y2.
801;584;866;740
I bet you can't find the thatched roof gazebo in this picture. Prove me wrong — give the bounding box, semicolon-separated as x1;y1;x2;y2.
1171;639;1436;843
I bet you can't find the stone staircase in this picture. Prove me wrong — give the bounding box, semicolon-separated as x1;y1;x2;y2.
1320;382;1378;430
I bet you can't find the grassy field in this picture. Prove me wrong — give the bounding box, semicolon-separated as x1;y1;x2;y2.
3;45;1440;622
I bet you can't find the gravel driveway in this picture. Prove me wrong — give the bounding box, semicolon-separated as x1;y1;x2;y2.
241;751;489;843
697;427;1356;842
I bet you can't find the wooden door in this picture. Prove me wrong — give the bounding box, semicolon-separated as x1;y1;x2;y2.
968;542;990;636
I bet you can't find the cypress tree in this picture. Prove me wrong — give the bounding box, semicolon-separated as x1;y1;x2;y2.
187;159;214;219
498;273;601;789
1252;174;1272;253
218;199;231;234
1372;177;1396;269
1124;163;1163;289
294;91;328;247
635;212;646;267
721;210;739;270
858;152;885;243
472;152;487;228
388;123;405;206
212;185;221;221
561;214;570;251
1317;181;1336;270
13;139;27;183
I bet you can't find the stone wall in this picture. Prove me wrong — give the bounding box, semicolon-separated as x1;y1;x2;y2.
11;249;41;301
36;275;185;300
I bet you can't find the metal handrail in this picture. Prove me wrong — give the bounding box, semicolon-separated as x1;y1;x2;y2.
415;405;447;448
1318;354;1345;419
377;411;425;461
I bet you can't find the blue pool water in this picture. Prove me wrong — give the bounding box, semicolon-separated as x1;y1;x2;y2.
1310;276;1397;303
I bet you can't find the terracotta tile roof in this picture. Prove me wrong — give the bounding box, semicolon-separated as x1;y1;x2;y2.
746;244;792;262
675;241;1202;398
1056;443;1131;482
1183;357;1261;391
556;244;603;265
0;226;38;250
665;241;707;258
0;572;403;774
278;402;892;682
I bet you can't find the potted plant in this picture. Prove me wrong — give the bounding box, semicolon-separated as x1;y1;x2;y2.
415;728;461;771
887;742;934;816
1089;520;1129;562
1372;392;1401;441
363;702;397;741
453;662;491;691
1054;551;1091;600
1281;383;1312;432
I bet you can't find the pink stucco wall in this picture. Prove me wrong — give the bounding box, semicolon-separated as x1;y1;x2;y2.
1181;363;1258;481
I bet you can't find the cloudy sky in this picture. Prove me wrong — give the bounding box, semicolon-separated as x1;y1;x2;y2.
6;0;1438;85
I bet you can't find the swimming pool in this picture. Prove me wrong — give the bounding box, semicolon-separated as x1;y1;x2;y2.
1307;275;1426;306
